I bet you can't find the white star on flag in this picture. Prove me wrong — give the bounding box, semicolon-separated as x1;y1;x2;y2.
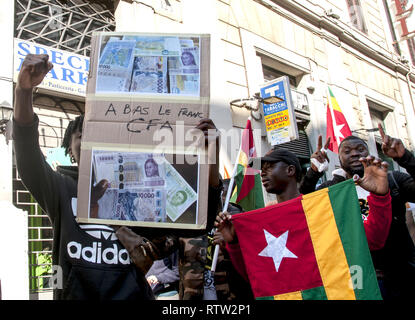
258;230;298;272
333;121;345;146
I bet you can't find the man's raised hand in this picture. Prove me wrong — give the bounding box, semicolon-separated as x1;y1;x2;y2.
17;54;53;90
378;123;405;159
353;155;389;196
310;135;330;172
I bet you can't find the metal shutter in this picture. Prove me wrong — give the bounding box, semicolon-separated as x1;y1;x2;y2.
273;131;311;159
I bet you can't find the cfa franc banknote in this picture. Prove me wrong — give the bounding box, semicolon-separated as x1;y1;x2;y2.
97;187;166;222
96;39;135;92
130;56;168;94
122;35;182;56
164;161;197;222
92;151;165;189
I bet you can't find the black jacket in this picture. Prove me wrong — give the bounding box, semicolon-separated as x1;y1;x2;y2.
13;116;155;300
299;150;415;298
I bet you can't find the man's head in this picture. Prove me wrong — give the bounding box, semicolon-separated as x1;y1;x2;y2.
251;148;302;195
144;158;159;177
62;115;84;165
338;136;369;178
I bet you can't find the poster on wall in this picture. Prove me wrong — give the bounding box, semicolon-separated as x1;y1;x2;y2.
259;76;299;146
76;32;211;230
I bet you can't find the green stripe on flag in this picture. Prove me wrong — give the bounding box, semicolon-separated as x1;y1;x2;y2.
231;165;264;211
328;180;382;300
236;173;264;211
230;164;244;203
301;286;328;300
256;296;275;300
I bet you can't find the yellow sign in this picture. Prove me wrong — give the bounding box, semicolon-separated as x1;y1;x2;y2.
264;109;290;132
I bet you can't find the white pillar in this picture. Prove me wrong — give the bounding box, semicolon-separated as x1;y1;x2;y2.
0;201;29;300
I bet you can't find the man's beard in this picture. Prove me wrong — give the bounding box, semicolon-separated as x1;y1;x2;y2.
346;166;364;178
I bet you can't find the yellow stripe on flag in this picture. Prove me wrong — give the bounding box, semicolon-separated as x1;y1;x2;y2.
330;96;342;113
237;150;249;167
301;189;356;300
274;291;303;300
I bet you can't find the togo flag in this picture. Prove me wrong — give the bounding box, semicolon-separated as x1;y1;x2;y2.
232;179;381;300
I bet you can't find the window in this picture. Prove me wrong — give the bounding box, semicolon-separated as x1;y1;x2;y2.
346;0;368;34
368;107;385;131
262;64;298;88
15;0;116;56
368;101;394;170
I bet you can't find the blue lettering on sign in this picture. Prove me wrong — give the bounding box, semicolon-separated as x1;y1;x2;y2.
51;51;64;65
68;56;82;70
260;80;288;116
15;39;90;94
17;42;31;56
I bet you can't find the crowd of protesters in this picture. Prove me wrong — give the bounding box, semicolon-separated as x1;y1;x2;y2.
12;53;415;300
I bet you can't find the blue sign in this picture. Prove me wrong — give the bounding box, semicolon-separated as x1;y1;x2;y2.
13;38;90;96
260;80;287;116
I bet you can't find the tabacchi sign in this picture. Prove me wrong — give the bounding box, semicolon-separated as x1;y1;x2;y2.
394;0;415;41
13;38;90;97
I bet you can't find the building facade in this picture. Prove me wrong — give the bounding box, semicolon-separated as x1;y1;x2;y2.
0;0;414;299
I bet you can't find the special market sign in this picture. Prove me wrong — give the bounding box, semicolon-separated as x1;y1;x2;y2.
260;76;298;146
13;38;89;97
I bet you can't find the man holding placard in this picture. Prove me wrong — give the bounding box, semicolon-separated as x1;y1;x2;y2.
12;53;181;299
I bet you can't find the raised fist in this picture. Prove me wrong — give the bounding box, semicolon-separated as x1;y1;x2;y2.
17;54;53;90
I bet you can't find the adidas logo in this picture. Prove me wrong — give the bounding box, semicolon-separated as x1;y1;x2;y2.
67;241;131;265
79;224;118;241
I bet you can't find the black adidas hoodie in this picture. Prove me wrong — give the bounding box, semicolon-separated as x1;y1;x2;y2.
13;115;155;300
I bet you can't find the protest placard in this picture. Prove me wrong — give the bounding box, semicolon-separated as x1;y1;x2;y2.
76;32;211;230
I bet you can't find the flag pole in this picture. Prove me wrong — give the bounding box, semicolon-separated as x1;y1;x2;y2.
211;117;251;272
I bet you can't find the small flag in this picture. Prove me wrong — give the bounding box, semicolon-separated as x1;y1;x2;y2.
230;119;264;211
326;87;352;153
232;180;381;300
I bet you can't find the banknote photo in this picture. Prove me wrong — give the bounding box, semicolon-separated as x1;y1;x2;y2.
91;150;167;222
96;34;201;96
91;149;198;224
164;161;197;222
114;188;166;222
130;56;168;93
96;39;136;93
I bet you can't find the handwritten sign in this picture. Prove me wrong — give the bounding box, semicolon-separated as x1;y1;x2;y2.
76;32;211;230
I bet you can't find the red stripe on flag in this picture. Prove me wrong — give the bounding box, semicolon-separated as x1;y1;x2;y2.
240;119;256;159
236;167;256;202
